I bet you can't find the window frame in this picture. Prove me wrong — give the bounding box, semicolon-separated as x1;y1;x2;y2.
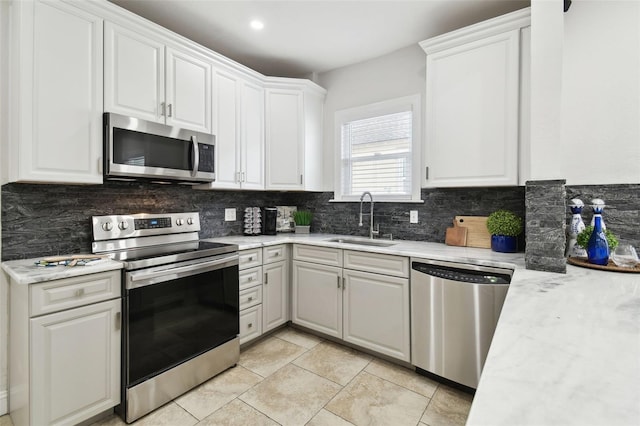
333;94;422;202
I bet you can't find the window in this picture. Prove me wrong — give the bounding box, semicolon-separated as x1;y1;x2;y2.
334;95;421;202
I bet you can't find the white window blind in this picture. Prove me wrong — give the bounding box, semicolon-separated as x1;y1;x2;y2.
340;111;413;198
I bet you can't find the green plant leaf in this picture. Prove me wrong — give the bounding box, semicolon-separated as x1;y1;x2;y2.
486;210;523;237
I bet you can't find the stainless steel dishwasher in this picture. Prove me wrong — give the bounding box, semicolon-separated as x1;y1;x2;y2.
410;258;512;389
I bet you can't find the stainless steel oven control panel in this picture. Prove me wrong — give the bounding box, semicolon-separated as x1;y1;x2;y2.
92;212;201;241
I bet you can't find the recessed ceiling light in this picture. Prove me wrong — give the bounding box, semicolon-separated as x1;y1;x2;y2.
250;20;264;31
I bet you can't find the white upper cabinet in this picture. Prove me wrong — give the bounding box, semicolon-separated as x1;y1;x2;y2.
5;0;104;184
265;79;326;191
200;69;264;190
104;22;212;134
420;8;530;188
104;22;164;123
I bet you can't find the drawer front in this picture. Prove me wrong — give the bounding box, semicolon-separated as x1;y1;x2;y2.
30;270;121;317
239;248;262;270
239;286;262;311
343;250;409;278
239;305;262;345
263;244;287;264
239;266;263;291
293;244;342;267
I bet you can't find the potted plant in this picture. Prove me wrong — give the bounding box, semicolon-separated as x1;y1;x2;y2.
486;210;523;253
293;210;312;234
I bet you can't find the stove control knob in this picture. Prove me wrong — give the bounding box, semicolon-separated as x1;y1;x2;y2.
118;221;129;230
176;218;185;226
102;222;113;232
187;218;194;225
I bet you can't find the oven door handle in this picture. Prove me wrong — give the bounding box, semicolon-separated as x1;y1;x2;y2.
127;254;238;289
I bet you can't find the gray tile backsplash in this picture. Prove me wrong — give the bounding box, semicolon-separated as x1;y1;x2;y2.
2;182;637;265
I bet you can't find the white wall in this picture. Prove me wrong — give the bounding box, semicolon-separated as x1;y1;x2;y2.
0;0;8;415
317;44;426;191
561;0;640;185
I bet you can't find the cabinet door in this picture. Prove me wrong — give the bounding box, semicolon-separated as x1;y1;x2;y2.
30;299;121;425
104;22;164;123
263;260;288;333
211;69;241;188
265;89;304;190
165;47;212;133
241;81;265;190
425;29;520;187
292;261;342;338
343;269;410;361
15;0;103;183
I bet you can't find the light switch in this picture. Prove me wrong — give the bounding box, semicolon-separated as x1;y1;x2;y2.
410;210;419;224
224;208;236;221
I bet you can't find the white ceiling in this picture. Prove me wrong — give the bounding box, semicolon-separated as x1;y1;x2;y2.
108;0;530;78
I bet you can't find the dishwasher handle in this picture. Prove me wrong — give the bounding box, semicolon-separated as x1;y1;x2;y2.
412;261;512;284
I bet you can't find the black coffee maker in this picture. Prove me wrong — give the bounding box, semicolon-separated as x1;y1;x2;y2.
262;207;277;235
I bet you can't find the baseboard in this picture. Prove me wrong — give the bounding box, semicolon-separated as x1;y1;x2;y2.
0;389;7;415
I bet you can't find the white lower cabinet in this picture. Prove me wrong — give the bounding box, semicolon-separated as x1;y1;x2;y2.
263;260;288;333
238;244;289;345
239;305;262;345
9;270;121;426
292;260;342;339
342;269;410;361
292;245;411;362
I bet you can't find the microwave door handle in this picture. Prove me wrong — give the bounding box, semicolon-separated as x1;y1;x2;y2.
191;135;199;177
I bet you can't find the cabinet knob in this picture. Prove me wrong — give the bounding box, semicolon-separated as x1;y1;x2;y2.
248;296;253;301
74;288;85;297
101;222;113;232
248;323;253;328
248;276;253;282
249;256;254;261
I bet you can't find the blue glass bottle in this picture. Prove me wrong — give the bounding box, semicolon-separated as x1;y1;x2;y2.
587;215;609;265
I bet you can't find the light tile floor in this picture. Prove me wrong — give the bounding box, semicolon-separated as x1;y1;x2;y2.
0;326;473;426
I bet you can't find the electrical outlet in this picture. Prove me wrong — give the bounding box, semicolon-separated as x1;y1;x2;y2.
224;208;236;222
410;210;419;224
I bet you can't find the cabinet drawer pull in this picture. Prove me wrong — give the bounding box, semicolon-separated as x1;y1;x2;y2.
74;288;85;298
248;276;253;282
342;277;346;290
274;252;279;257
115;311;121;331
248;256;254;261
337;276;340;288
248;296;253;302
248;322;253;329
264;272;268;284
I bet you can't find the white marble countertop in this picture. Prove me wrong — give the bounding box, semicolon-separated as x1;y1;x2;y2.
205;233;640;426
2;257;123;285
3;234;638;424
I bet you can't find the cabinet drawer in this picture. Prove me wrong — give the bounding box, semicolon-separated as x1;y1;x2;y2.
343;250;409;278
263;244;287;264
239;286;262;311
239;266;263;291
30;270;121;317
293;244;342;267
239;305;262;345
239;248;262;270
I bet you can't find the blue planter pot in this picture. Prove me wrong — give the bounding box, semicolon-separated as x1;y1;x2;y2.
491;235;518;253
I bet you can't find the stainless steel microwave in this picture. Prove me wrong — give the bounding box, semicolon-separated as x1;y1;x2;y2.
104;113;215;183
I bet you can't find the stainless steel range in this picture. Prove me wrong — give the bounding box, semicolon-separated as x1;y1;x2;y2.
92;212;239;423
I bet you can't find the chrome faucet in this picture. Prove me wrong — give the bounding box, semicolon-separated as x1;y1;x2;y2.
359;191;379;239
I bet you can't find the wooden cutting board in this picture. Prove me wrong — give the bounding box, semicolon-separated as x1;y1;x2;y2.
455;216;491;249
445;220;467;246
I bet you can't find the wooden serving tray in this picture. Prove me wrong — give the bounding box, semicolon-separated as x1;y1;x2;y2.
567;256;640;273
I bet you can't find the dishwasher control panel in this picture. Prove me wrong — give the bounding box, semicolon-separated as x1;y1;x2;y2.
411;261;512;284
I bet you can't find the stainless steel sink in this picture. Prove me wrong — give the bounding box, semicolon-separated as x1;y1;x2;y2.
325;237;396;247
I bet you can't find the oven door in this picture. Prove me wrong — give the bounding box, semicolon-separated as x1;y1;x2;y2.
124;254;239;387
